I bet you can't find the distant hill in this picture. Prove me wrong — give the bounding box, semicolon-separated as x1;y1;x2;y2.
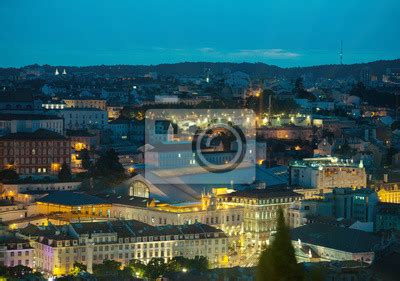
1;59;400;79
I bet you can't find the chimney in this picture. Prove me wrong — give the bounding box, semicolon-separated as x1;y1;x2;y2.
383;174;388;183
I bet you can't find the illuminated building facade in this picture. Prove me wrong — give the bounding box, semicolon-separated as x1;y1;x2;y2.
257;125;313;141
63;98;107;110
19;220;228;276
217;189;303;248
34;192;112;220
0;237;34;268
0;129;71;175
101;191;244;246
377;187;400;203
289;157;367;190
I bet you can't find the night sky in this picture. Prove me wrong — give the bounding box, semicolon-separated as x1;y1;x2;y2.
1;0;399;67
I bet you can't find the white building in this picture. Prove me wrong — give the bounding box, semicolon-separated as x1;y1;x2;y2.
154;95;179;104
59;108;108;130
19;220;228;276
0;237;34;268
0;113;64;136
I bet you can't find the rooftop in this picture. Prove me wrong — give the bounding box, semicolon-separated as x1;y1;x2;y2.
221;188;303;199
0;113;62;120
0;129;67;141
290;157;363;169
36;191;109;206
66;129;95;137
291;223;381;253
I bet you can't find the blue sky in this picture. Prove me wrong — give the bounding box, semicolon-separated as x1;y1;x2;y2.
0;0;399;67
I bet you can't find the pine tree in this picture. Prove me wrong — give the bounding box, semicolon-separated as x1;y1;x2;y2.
80;148;91;170
256;208;304;281
58;162;72;181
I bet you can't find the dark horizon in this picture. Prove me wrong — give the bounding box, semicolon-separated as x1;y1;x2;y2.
3;57;400;70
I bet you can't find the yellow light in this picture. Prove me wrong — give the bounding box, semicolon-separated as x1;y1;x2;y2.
51;163;60;171
9;223;17;230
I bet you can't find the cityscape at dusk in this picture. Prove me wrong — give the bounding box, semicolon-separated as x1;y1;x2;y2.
1;1;400;281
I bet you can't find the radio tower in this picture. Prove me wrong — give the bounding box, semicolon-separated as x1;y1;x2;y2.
339;40;343;65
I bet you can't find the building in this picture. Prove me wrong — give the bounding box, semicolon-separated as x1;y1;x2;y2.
1;180;81;202
375;203;400;232
154;95;179;104
291;223;384;264
0;236;34;267
0;129;71;175
0;113;64;136
42;100;66;110
313;138;333;157
66;129;98;168
377;185;400;203
100;191;244;248
109;118;130;141
66;129;98;151
217;188;303;248
34;191;112;220
107;105;123;120
289;157;367;190
257;125;313;141
0;200;27;222
288;188;378;228
59;108;108;130
18;220;228;276
0;93;41;111
63;98;107;110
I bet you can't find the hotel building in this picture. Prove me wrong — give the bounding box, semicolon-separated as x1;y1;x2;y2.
18;220;228;276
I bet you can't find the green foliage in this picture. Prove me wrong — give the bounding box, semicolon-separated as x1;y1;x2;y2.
92;259;130;280
245;89;300;115
293;77;316;102
334;141;355;158
58;162;72;181
70;262;87;276
349;82;396;107
256;208;304;281
386;147;398;166
145;258;168;279
79;148;92;170
127;259;146;278
0;265;44;280
91;149;126;186
0;168;19;181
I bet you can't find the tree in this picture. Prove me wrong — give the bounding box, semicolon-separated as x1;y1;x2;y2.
293;77;316;102
80;148;91;170
93;259;121;279
0;168;19;181
70;262;87;276
92;149;126;186
145;258;167;280
128;259;146;278
256;208;304;281
58;162;72;181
